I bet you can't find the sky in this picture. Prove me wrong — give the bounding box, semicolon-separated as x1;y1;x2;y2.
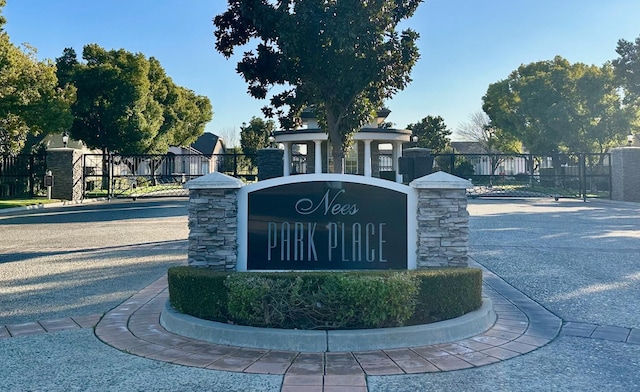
4;0;640;144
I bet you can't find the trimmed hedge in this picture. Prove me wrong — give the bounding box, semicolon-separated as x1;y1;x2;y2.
168;267;482;330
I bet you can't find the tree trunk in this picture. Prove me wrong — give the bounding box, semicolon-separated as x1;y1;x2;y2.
552;153;562;187
101;147;109;192
326;111;345;174
331;145;345;174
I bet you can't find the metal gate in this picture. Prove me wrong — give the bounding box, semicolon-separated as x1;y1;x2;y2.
83;152;258;199
431;152;612;200
80;151;612;201
0;153;47;198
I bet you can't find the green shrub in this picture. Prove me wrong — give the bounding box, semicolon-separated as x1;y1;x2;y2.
410;268;483;324
167;267;229;321
167;267;482;329
313;272;419;329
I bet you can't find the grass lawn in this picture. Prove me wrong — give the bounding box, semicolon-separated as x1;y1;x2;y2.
0;198;61;209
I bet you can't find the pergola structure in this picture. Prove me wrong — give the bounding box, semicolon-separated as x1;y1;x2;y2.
272;109;412;182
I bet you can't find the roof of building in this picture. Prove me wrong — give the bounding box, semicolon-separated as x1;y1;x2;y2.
451;141;500;154
190;132;221;156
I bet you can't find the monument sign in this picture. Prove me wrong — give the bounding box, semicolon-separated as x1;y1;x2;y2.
238;174;417;271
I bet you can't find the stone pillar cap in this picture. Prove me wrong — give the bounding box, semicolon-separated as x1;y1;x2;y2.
410;171;472;189
184;172;244;189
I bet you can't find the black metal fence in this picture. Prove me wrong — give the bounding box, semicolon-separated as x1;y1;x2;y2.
1;151;611;201
430;152;612;200
0;154;47;198
83;152;258;199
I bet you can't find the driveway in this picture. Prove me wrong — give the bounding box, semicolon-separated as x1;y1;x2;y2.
0;198;190;324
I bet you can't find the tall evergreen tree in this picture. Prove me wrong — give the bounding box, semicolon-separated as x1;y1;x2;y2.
214;0;422;172
0;0;73;154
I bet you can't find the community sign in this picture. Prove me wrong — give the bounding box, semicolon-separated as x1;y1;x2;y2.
238;175;412;270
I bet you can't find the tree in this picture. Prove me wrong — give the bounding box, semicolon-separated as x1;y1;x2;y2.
0;0;74;154
145;58;212;153
240;116;276;166
55;45;213;156
214;0;422;173
483;56;629;155
612;35;640;133
56;44;162;156
406;115;451;153
457;112;521;153
457;111;522;177
218;126;239;148
613;35;640;106
0;0;4;27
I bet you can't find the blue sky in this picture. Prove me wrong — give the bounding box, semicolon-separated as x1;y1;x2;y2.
4;1;640;143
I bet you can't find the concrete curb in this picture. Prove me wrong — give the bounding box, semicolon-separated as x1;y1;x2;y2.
328;297;496;351
160;302;326;352
0;197;110;214
160;298;496;352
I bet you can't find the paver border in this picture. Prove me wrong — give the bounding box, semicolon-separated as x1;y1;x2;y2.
94;267;564;377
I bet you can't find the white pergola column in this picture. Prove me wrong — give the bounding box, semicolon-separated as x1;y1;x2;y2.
314;140;323;173
283;142;291;176
393;141;403;183
363;139;372;177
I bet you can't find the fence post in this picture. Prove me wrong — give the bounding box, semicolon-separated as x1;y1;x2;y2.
450;153;455;176
233;151;238;177
29;154;36;197
608;153;613;200
580;153;587;202
107;152;112;199
46;148;83;201
81;154;86;199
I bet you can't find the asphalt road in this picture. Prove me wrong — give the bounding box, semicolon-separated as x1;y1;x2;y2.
0;198;190;325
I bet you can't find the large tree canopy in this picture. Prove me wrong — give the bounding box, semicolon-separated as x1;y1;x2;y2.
483;56;629;155
406;115;451;153
146;58;213;153
58;44;161;155
613;34;640;132
56;44;212;155
0;0;74;154
214;0;422;172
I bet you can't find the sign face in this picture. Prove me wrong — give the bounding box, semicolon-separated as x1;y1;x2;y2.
44;175;53;187
247;181;407;270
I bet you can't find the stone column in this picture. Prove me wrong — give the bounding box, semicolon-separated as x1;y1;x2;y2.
611;147;640;202
184;173;244;270
46;148;83;201
257;148;284;180
411;172;472;268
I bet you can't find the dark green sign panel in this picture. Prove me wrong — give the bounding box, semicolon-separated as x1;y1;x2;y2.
247;181;407;270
